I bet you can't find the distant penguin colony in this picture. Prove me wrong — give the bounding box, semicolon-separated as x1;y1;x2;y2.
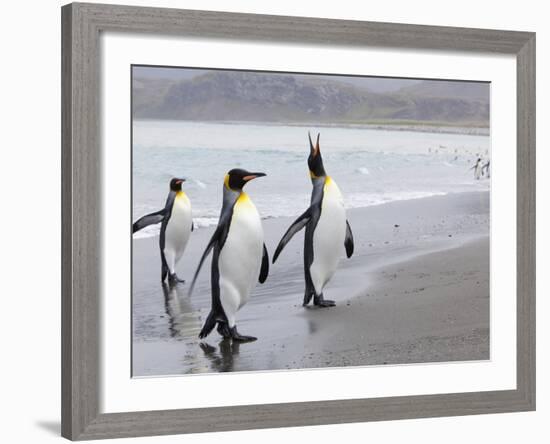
273;133;354;307
133;178;193;284
131;133;356;342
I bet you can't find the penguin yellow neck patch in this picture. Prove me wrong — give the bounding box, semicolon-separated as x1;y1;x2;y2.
323;176;334;194
235;192;257;215
176;191;189;203
237;192;251;204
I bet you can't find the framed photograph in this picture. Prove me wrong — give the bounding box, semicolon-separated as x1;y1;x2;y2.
61;2;535;440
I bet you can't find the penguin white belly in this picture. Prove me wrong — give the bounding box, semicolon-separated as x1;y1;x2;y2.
310;177;346;295
164;192;192;272
218;193;263;327
474;165;482;180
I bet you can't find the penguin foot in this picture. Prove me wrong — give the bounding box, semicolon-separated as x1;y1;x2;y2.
168;273;186;284
216;322;232;339
303;293;314;306
230;326;257;342
313;294;336;308
315;300;336;307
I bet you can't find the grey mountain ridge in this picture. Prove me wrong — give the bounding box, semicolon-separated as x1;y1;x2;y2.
132;71;489;126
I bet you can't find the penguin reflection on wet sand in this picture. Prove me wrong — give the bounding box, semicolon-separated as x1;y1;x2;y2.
273;133;354;307
199;340;241;373
161;282;202;339
133;178;193;284
190;169;269;342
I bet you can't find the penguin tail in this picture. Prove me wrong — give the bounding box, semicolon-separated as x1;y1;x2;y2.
199;311;217;339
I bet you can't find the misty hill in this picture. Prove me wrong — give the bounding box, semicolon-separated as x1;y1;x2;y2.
132;71;489;127
335;77;421;93
399;80;489;102
132;66;419;93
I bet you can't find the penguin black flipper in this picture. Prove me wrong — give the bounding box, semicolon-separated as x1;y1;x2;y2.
272;208;312;263
189;209;232;297
259;243;269;283
344;220;354;258
132;209;166;233
192;207;234;339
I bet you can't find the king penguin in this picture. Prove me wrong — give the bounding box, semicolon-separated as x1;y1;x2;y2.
482;159;491;178
133;178;193;284
273;133;354;307
471;158;483;180
189;169;269;342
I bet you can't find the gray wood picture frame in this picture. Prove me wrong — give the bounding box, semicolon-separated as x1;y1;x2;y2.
61;2;536;440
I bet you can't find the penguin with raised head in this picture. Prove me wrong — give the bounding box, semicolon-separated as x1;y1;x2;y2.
190;169;269;342
273;133;354;307
133;178;193;284
482;160;491;178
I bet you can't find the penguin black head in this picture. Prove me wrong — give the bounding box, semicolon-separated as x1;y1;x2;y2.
224;168;266;191
170;178;186;192
307;132;326;179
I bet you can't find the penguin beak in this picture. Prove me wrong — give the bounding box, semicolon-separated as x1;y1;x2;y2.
243;172;266;182
308;132;320;157
175;178;186;185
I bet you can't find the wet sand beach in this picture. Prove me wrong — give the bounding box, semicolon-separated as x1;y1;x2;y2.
132;191;489;376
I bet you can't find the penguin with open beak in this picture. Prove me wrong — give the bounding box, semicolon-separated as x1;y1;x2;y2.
273;133;354;307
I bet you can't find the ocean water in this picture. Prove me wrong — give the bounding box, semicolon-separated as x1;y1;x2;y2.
133;120;490;238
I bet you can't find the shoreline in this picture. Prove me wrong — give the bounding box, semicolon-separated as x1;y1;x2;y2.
133;118;490;136
132;191;490;376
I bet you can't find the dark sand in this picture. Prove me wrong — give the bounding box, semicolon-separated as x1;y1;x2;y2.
132;191;489;376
